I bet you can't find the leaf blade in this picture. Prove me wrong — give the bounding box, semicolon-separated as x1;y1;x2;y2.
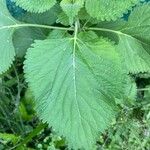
0;0;17;74
93;3;150;74
14;0;56;13
85;0;140;21
60;0;84;24
24;32;125;150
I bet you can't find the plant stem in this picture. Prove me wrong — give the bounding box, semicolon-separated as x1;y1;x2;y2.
138;88;150;91
85;27;148;46
0;23;74;31
85;27;126;36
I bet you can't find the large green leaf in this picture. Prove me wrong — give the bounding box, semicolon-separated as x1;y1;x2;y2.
121;3;150;44
60;0;84;24
85;0;139;21
0;0;17;74
24;31;125;150
19;5;61;26
13;5;61;58
117;3;150;73
14;0;56;13
94;3;150;74
117;35;150;74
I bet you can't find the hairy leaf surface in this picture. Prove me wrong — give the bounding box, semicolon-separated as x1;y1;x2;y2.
14;0;56;13
121;3;150;44
117;35;150;74
0;0;17;74
96;3;150;73
118;3;150;73
56;12;70;26
19;5;61;25
60;0;84;24
13;27;46;58
85;0;139;21
24;31;125;150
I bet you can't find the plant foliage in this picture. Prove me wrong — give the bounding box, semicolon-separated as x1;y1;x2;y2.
0;0;150;149
14;0;56;13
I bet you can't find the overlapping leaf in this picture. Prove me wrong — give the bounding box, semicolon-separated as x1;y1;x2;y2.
0;0;17;74
19;5;61;25
60;0;84;24
117;3;150;73
117;35;150;74
24;31;126;150
96;3;150;74
13;27;46;58
121;3;150;44
14;0;56;13
13;6;61;58
85;0;140;21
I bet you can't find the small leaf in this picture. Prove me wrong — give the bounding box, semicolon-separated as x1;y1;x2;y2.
115;76;137;106
0;0;17;74
60;0;84;24
14;0;56;13
56;12;70;26
0;133;20;144
24;31;126;150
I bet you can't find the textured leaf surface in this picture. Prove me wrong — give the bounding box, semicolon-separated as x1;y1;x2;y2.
97;3;150;74
60;0;84;24
14;0;56;13
24;31;125;150
0;0;17;74
115;76;137;106
56;12;70;26
118;3;150;73
19;5;61;25
13;27;46;58
47;30;70;39
121;3;150;44
85;0;139;21
117;35;150;74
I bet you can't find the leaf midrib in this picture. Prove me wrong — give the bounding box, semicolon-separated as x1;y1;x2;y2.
72;22;82;119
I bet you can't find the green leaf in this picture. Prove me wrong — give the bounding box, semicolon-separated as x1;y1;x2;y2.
121;3;150;44
117;35;150;74
13;5;61;58
125;77;137;101
19;5;61;25
60;0;84;24
47;30;70;39
14;0;56;13
0;0;17;74
93;3;150;74
56;12;70;26
117;3;150;73
24;31;125;150
13;27;46;58
0;133;20;144
85;0;140;21
115;76;137;106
